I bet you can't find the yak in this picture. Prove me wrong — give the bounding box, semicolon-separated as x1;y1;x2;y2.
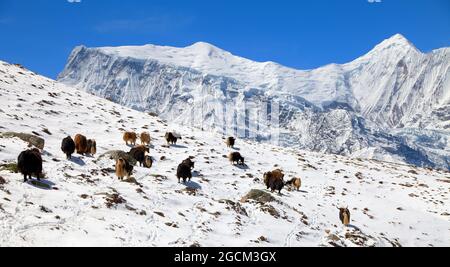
74;134;88;155
116;158;134;181
228;152;245;165
123;132;137;146
18;148;43;182
140;132;151;146
286;177;302;191
263;169;285;194
182;158;195;170
129;146;149;167
339;207;351;226
177;162;192;183
87;139;97;156
61;136;75;160
226;137;236;148
165;132;182;145
143;155;153;169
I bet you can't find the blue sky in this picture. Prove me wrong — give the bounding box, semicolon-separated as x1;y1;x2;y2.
0;0;449;78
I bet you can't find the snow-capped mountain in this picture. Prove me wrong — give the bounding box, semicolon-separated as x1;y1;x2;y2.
1;60;450;247
57;34;450;169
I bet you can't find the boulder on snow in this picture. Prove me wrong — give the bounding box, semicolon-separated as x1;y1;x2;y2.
99;150;137;166
241;189;275;204
0;163;19;173
0;132;45;150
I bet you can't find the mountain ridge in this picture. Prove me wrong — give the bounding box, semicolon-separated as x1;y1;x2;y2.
57;34;450;170
68;34;443;72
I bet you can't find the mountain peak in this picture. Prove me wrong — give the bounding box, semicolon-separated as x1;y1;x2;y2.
386;33;410;44
188;41;219;49
370;34;419;54
357;34;421;60
186;42;229;57
383;34;419;48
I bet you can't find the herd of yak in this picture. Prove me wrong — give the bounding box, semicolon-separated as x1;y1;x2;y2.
14;132;351;226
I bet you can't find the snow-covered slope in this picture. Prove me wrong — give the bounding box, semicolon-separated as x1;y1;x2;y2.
57;34;450;170
1;61;450;247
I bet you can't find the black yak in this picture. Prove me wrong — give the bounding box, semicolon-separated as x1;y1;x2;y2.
165;132;181;145
228;152;245;165
268;177;285;194
177;162;192;183
182;158;195;170
129;146;149;167
61;136;75;160
18;148;43;182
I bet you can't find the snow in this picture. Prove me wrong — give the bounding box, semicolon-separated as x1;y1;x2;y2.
63;34;448;123
64;42;353;108
1;61;450;247
57;34;450;170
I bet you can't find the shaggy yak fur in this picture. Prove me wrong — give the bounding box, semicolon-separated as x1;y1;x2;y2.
143;155;153;169
140;132;151;146
182;158;195;170
263;169;284;185
132;145;150;154
339;207;351;226
123;132;138;146
263;169;285;194
129;146;150;167
268;178;285;194
87;139;97;156
226;137;236;148
177;162;192;183
61;136;76;160
286;177;302;191
115;158;134;181
74;134;88;155
228;152;245;165
165;132;181;145
18;148;43;182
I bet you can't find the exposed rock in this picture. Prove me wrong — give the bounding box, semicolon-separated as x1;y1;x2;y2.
219;199;248;217
0;132;45;149
241;189;275;204
0;163;18;173
105;193;126;208
99;150;137;166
